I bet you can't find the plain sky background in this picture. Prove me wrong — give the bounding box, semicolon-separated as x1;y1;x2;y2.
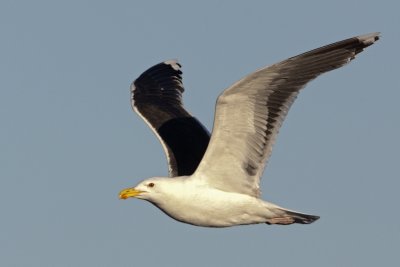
1;1;399;266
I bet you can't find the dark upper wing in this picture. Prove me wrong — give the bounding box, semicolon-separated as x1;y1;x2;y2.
131;60;210;177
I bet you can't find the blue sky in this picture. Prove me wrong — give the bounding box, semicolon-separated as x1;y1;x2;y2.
1;1;399;266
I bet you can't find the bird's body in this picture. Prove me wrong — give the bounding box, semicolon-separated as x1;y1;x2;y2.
125;176;317;227
120;33;379;227
160;185;279;227
156;177;268;227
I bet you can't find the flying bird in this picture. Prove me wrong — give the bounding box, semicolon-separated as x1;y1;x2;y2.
119;33;379;227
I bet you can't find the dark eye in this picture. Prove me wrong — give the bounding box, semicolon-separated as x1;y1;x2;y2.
148;182;155;188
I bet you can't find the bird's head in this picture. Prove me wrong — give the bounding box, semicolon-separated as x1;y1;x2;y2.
119;177;173;203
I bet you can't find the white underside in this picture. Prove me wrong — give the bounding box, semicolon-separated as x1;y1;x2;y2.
152;183;285;227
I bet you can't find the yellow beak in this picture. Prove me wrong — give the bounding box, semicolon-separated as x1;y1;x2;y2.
119;188;145;199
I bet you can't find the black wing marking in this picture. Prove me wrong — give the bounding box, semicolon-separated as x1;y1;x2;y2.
131;60;210;177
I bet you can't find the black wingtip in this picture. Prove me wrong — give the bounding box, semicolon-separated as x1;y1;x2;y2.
355;32;380;50
163;59;182;71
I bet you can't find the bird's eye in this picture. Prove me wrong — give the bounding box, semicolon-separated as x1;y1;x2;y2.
148;182;155;188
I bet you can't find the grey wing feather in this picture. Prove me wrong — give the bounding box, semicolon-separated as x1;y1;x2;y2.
193;33;379;197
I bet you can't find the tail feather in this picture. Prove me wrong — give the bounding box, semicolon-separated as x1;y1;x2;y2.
266;208;320;225
283;210;320;224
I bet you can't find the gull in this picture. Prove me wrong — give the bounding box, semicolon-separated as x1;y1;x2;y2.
119;33;379;227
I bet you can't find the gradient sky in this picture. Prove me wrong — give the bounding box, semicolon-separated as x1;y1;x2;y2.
1;1;399;266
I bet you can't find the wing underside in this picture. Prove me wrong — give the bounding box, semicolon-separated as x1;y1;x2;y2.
193;33;380;197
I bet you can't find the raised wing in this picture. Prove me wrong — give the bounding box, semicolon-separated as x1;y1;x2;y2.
192;33;380;197
131;60;210;177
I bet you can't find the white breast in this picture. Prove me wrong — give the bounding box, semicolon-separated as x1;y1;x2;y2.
154;184;270;227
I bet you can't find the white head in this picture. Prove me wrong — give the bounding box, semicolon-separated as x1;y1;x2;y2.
119;177;184;204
